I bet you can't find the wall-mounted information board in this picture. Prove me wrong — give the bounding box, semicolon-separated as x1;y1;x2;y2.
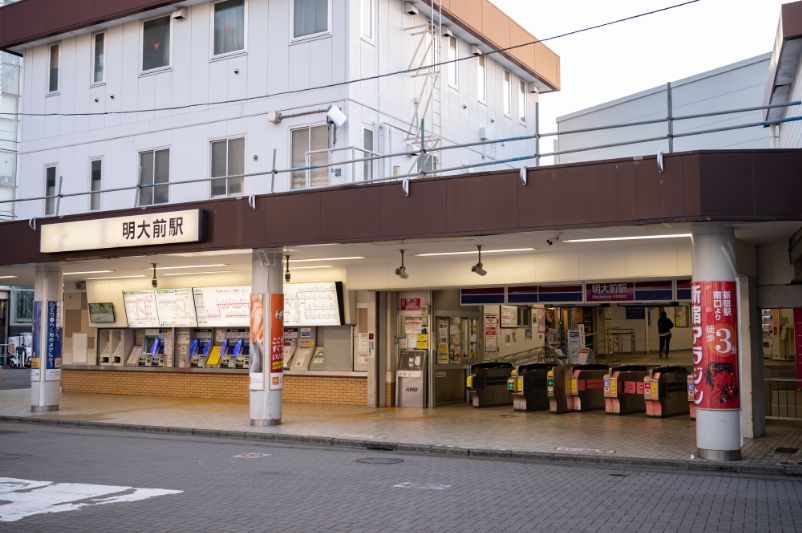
283;282;344;327
193;286;251;327
155;289;198;327
122;290;160;328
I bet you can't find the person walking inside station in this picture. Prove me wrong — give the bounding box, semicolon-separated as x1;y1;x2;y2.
657;311;674;358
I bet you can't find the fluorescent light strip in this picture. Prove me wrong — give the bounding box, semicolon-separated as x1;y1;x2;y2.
64;270;114;275
163;271;235;276
0;275;18;279
290;266;333;270
289;257;365;263
564;234;692;243
150;264;227;270
415;248;534;257
85;275;147;280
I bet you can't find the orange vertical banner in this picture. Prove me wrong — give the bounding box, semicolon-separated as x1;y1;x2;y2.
269;293;284;390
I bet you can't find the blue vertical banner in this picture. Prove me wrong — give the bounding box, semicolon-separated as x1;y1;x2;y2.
45;301;63;381
30;301;42;382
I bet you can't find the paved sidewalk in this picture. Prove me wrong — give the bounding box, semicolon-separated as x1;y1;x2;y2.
2;389;802;474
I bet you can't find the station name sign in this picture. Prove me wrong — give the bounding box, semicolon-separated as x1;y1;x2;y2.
40;209;206;253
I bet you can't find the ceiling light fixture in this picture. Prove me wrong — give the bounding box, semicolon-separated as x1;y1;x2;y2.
395;249;409;280
290;266;334;270
415;248;534;257
471;246;487;276
147;264;227;270
162;271;235;276
285;255;291;283
0;275;18;279
64;270;114;275
289;256;365;263
563;234;692;243
84;275;147;280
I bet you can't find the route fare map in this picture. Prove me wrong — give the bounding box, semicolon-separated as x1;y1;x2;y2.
284;282;342;326
122;290;160;328
193;286;251;327
155;289;198;327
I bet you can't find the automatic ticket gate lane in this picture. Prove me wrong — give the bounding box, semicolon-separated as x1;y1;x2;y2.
547;365;573;414
604;365;648;415
568;364;609;412
644;366;691;418
467;362;513;408
396;350;426;408
508;363;555;412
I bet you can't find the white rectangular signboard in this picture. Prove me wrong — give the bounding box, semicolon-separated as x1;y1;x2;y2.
122;290;160;328
193;287;251;327
283;282;342;327
155;289;198;327
40;209;204;253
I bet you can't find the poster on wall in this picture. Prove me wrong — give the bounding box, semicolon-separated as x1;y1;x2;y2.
485;315;498;352
675;305;689;328
44;301;63;381
500;305;516;328
195;286;251;327
358;333;370;364
30;302;41;382
691;281;740;410
249;293;265;391
155;289;198;327
537;309;546;333
269;293;284;390
122;290;160;328
283;282;344;327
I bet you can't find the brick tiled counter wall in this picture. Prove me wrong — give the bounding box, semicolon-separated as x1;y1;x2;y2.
386;382;396;407
62;370;368;405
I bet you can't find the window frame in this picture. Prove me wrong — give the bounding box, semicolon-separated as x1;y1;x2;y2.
210;0;248;61
447;35;458;89
477;55;487;104
209;136;247;198
289;122;330;190
47;43;60;96
361;0;374;43
89;157;103;211
519;80;527;125
139;13;173;76
44;164;57;216
137;148;171;206
361;125;375;181
290;0;333;44
91;31;106;86
503;69;511;118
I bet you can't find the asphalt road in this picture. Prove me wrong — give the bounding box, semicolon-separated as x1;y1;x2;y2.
1;424;801;532
0;368;31;391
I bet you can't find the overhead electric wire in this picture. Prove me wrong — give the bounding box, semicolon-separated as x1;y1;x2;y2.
0;0;701;119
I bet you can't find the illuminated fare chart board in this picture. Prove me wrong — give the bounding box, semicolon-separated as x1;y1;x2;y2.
283;282;341;326
155;289;198;327
193;287;251;327
122;290;160;328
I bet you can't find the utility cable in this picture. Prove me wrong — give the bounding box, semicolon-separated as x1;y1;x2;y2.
0;0;701;118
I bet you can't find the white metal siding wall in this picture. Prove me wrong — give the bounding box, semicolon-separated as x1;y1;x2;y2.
779;52;802;148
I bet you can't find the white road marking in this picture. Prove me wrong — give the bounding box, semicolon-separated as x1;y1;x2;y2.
0;478;182;522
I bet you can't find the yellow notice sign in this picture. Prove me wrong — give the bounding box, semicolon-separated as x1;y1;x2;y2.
416;334;428;350
438;344;449;364
610;380;617;396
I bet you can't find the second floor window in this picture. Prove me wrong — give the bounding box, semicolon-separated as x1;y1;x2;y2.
213;0;246;57
362;0;373;40
291;125;328;189
293;0;329;41
211;138;245;197
503;70;511;116
90;160;102;211
448;36;458;87
93;33;105;84
139;149;170;206
45;166;56;215
48;44;59;94
519;80;527;124
142;16;171;73
477;55;486;103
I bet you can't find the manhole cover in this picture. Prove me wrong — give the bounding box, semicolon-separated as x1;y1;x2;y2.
775;447;799;454
357;458;404;465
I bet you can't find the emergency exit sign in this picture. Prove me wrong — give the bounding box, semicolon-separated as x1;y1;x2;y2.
400;298;421;310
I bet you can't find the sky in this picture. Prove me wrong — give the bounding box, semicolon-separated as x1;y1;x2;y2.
492;0;787;135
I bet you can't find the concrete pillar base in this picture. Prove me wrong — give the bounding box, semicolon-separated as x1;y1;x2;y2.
697;448;742;461
31;405;59;412
250;419;281;426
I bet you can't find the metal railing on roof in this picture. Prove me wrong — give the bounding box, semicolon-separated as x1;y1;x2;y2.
1;99;800;222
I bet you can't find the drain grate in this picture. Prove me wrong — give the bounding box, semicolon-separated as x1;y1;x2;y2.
357;458;404;465
775;447;799;454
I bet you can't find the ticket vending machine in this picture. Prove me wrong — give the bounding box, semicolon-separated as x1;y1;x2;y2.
396;350;427;408
603;365;648;415
189;338;214;368
219;329;249;369
283;338;298;370
204;339;226;369
234;339;250;369
644;366;691;418
138;337;164;367
508;363;555;411
290;340;316;371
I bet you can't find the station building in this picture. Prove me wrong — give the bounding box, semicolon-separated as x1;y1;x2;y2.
0;0;800;463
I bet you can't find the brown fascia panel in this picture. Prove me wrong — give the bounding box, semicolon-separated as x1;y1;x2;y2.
420;0;560;92
763;1;802;118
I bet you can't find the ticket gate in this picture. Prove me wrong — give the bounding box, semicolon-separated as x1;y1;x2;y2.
604;365;648;415
189;338;213;368
644;366;690;418
508;363;555;411
547;365;573;414
687;374;697;419
467;362;513;408
396;350;426;408
138;337;164;367
568;364;609;412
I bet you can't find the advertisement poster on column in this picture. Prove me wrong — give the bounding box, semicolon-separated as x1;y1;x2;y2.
249;294;265;391
30;301;41;381
270;293;284;390
45;301;63;381
691;281;739;409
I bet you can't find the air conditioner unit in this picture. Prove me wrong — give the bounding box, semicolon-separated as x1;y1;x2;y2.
267;111;282;124
404;2;418;15
75;281;86;290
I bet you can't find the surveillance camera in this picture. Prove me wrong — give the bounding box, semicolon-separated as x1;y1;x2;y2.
285;271;291;283
151;278;158;288
471;263;487;276
327;105;348;128
395;266;409;280
547;235;560;245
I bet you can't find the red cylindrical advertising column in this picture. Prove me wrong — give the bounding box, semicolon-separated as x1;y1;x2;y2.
691;226;742;461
